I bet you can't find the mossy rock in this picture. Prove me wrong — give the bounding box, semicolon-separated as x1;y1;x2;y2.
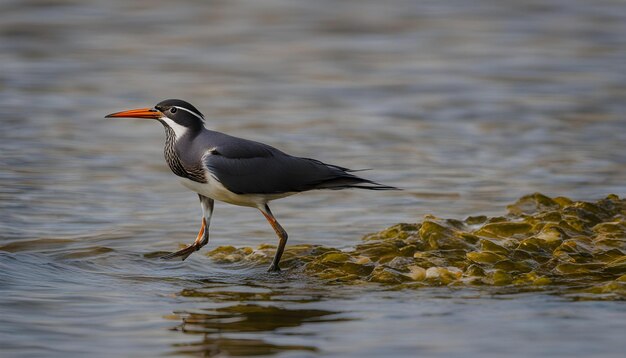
604;256;626;275
466;251;507;265
368;266;411;284
202;194;626;297
419;220;473;250
507;192;560;215
475;222;533;238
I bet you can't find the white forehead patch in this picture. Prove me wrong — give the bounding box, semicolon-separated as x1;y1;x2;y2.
173;106;204;122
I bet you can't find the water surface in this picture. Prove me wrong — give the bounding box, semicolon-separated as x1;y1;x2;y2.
1;0;625;356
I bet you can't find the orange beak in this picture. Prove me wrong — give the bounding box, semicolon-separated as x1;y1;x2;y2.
105;107;162;119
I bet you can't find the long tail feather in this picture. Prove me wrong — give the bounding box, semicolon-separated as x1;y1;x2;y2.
348;183;400;190
315;175;400;191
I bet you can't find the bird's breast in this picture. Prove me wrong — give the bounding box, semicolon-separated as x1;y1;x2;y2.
179;176;295;208
179;176;258;207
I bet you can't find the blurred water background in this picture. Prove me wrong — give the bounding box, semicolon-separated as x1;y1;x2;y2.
0;0;625;357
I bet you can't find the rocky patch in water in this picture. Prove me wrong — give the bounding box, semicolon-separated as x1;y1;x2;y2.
207;194;626;298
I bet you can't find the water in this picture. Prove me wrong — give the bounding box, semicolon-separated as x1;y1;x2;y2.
1;0;625;356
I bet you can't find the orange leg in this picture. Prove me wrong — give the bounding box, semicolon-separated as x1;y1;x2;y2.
260;204;288;272
161;218;207;261
161;195;213;261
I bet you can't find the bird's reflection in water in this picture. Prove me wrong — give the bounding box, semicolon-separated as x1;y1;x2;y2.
168;285;352;356
172;335;316;356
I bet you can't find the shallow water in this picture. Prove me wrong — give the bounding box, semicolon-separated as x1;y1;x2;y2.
1;0;626;357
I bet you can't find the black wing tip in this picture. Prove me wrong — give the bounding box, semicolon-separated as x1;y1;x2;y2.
353;176;401;191
351;183;402;191
320;177;401;191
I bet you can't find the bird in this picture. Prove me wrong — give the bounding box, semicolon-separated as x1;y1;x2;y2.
106;99;397;272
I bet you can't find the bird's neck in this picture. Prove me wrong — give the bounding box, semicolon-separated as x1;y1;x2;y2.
163;125;189;179
161;124;207;183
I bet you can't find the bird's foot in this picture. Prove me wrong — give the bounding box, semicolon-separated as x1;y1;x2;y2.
267;264;281;272
160;244;199;261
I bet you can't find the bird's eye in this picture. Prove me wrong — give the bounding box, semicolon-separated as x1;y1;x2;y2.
170;107;177;113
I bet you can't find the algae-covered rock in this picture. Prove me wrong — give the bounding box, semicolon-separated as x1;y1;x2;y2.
466;251;507;265
465;264;486;277
368;266;411;284
512;272;551;286
492;270;513;285
475;222;532;238
354;240;404;262
424;267;462;285
507;193;560;215
207;246;255;263
354;256;372;265
592;222;626;235
419;220;458;250
517;237;558;256
535;223;569;243
493;259;533;273
465;215;488;226
385;257;416;272
576;280;626;298
363;223;420;242
204;194;626;298
604;256;626;275
405;266;426;281
480;239;510;255
320;252;351;264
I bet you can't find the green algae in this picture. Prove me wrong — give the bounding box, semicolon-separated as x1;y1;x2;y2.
205;193;626;298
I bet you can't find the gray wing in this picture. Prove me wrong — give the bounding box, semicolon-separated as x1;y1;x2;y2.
202;133;388;194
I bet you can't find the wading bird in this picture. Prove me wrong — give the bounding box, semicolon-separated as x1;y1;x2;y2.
106;99;396;271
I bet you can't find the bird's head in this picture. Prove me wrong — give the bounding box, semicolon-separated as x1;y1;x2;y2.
106;99;205;136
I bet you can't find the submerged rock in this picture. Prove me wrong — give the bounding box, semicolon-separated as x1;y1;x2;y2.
206;194;626;298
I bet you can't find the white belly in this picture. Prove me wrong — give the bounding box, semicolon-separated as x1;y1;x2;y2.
179;176;295;208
